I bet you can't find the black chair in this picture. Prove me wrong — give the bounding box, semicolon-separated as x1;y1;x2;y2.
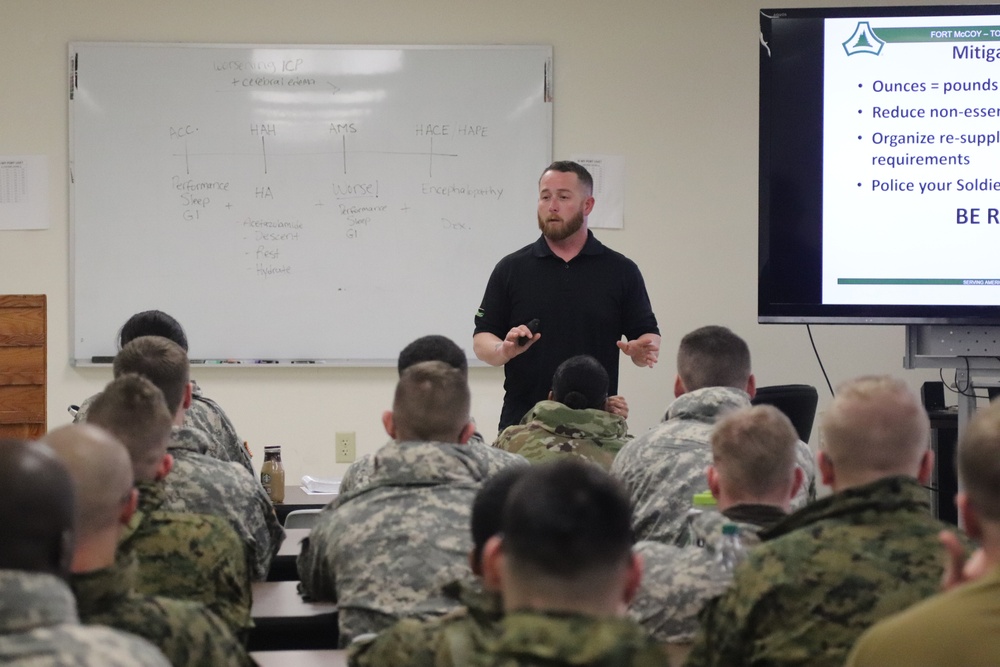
751;384;819;443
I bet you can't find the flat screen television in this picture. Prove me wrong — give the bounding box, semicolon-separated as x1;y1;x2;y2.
759;5;1000;324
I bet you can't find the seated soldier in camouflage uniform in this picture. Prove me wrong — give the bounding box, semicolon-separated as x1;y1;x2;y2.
493;354;630;469
87;373;254;638
612;325;816;543
0;438;170;667
629;405;802;658
299;361;486;646
466;459;666;666
74;309;253;474
847;398;1000;667
44;424;253;666
340;335;527;495
349;465;529;666
112;336;284;581
687;375;967;667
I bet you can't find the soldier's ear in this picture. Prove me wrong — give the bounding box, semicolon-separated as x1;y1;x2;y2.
706;466;721;499
154;453;173;482
457;422;476;445
382;411;396;439
481;535;505;593
622;552;643;609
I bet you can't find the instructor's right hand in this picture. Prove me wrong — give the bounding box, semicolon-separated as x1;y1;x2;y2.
497;324;540;362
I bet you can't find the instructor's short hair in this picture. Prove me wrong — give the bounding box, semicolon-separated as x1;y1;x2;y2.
540;160;594;193
677;325;752;391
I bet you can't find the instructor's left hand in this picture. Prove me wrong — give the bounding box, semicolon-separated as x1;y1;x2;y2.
617;333;660;368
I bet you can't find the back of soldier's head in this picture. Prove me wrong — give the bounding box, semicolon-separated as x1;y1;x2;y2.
470;466;530;573
397;335;468;377
43;425;134;540
551;355;609;410
0;439;75;576
501;459;633;584
821;375;929;480
86;374;172;483
711;405;798;499
113;335;190;415
957;400;1000;522
392;360;471;443
677;325;752;391
118;309;188;351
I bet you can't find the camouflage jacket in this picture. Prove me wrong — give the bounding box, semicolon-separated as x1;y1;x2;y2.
118;479;254;638
611;387;816;543
340;433;527;495
349;578;503;667
629;504;785;644
685;476;958;667
70;554;253;667
456;611;668;667
298;440;486;646
164;425;284;580
74;380;252;473
492;400;629;470
0;569;171;667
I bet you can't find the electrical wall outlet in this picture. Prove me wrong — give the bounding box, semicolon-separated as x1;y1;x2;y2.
335;431;356;463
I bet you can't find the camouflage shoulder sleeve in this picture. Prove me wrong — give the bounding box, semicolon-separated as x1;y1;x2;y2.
60;625;174;667
296;531;338;602
348;617;443;667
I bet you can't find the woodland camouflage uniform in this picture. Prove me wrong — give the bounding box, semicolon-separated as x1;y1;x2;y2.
70;553;253;667
685;476;959;667
118;479;253;638
164;425;284;580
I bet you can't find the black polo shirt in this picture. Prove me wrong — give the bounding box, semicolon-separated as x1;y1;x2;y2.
475;231;659;430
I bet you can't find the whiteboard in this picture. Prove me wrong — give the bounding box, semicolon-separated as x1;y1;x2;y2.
70;43;552;364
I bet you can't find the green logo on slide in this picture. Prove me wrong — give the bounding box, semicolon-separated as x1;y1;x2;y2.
843;21;886;56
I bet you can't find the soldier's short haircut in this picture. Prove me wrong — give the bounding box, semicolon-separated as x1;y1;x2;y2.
470;466;530;571
397;335;468;377
551;355;609;411
712;405;798;498
0;439;76;575
44;425;134;537
392;360;471;443
87;374;173;483
113;336;190;415
677;326;752;391
502;459;632;580
540;160;594;194
821;375;929;477
118;309;188;351
956;400;1000;521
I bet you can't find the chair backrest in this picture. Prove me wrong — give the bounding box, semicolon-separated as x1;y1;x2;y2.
751;384;819;443
283;509;322;529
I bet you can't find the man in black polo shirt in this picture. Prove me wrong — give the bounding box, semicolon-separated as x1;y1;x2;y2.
473;160;660;431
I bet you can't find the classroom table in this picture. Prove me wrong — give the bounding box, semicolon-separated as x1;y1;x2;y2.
267;527;311;581
249;580;338;651
273;486;337;524
250;650;347;667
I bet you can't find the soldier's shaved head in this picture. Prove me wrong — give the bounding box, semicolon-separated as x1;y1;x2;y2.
44;424;134;538
0;439;76;576
711;405;799;504
676;326;752;392
390;361;471;443
821;376;931;490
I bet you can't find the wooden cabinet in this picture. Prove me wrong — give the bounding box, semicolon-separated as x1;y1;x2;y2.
0;295;46;439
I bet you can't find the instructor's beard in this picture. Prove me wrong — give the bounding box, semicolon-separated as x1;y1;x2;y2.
538;210;584;242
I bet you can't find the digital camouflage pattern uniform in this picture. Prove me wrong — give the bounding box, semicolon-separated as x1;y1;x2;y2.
349;578;503;667
339;433;527;495
442;611;668;667
0;569;171;667
492;400;629;470
685;476;958;667
629;504;786;644
298;440;486;647
164;425;284;580
611;387;816;543
74;380;252;473
118;479;253;639
70;553;253;667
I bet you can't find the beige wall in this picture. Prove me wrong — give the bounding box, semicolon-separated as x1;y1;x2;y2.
1;0;963;482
